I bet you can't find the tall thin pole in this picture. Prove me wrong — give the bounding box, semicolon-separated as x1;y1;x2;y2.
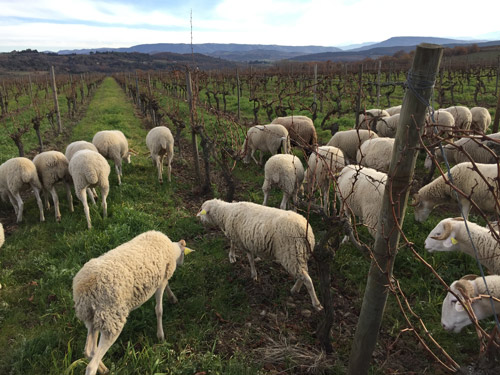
50;66;63;134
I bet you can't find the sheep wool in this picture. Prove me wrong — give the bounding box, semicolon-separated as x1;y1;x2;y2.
443;106;472;132
197;199;322;311
357;109;390;131
65;140;98;162
243;124;290;165
262;154;304;210
146;126;174;183
356;137;395;173
73;231;192;375
470;107;492;133
326;129;378;164
33;150;74;222
375;114;400;137
0;157;45;223
92;130;131;185
271;115;317;152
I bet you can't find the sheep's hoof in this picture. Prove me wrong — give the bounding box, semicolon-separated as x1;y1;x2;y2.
56;216;61;222
157;332;165;341
314;304;324;312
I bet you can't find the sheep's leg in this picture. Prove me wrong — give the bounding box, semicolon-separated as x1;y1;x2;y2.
165;283;178;304
262;179;271;206
258;151;264;166
167;156;172;182
32;186;45;222
12;192;24;223
280;192;290;210
49;186;61;222
291;279;304;294
100;184;109;219
76;188;91;229
115;163;121;185
247;252;258;281
250;150;259;165
83;324;108;374
85;330;120;375
300;269;323;311
155;155;163;183
229;241;237;263
87;188;96;205
155;278;170;341
65;182;74;212
43;188;51;210
459;199;471;219
6;191;19;216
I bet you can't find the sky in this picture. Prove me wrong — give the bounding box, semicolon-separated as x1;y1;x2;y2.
1;0;500;53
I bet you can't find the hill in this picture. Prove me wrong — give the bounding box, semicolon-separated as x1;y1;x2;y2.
349;36;486;51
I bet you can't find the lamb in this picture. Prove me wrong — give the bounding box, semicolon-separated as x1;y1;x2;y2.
425;217;500;274
375;113;400;137
262;154;304;210
146;126;174;183
470;107;492;133
357;109;390;131
336;165;387;238
271;115;317;152
356;137;395;173
424;109;455;138
92;130;131;185
197;199;322;311
441;274;500;333
33;151;73;222
242;124;290;165
385;105;402;116
65;140;100;203
442;106;472;132
68;150;110;229
73;230;193;375
412;162;500;222
304;146;345;212
0;157;45;223
326;129;378;164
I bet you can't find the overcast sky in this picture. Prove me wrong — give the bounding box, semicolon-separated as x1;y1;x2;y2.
1;0;499;52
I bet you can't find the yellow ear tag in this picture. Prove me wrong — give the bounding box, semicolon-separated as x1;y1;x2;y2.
184;247;195;255
451;237;458;245
199;209;207;216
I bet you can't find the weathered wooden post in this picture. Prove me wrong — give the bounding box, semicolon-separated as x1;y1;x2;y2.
50;66;63;134
492;92;500;133
376;60;382;107
236;69;241;120
186;70;201;181
347;44;443;375
355;64;363;128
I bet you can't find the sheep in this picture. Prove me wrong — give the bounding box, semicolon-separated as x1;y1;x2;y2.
412;162;500;222
357;109;390;131
73;230;193;375
336;165;387;238
356;137;395;173
304;146;345;212
326;129;378;164
262;154;304;211
424;109;455;138
0;157;45;223
33;151;73;222
271;115;317;153
385;105;402;116
0;222;4;248
65;140;99;204
425;217;500;274
441;274;500;333
92;130;131;185
470;107;492;133
375;113;400;138
442;106;472;132
197;199;322;311
242;124;290;165
68;150;110;229
146;126;174;184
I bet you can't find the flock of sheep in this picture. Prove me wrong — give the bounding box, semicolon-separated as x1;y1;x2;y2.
0;103;499;373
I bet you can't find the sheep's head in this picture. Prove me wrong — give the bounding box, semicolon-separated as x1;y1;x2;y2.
410;193;436;223
441;277;478;333
424;218;460;252
197;199;217;227
175;239;195;266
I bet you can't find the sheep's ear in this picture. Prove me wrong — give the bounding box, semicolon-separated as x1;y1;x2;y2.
443;232;457;248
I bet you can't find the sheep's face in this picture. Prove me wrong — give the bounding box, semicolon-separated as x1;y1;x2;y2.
425;220;459;252
412;194;435;222
197;201;216;227
441;287;471;333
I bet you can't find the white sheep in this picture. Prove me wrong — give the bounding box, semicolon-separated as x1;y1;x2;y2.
262;154;304;211
424;110;455;138
442;106;472;132
243;124;290;165
336;165;387;238
92;130;131;185
146;126;174;184
412;162;499;222
357;109;390;131
197;199;322;311
65;140;99;204
441;274;500;333
68;150;110;229
470;107;492;133
326;129;378;164
73;230;193;375
375;113;400;138
425;217;500;274
304;146;345;213
385;105;402;116
0;157;45;223
271;115;317;152
356;137;395;173
33;151;73;222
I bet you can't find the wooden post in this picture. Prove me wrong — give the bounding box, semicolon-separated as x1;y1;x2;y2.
135;71;140;106
28;74;34;107
492;91;500;133
347;44;443;375
355;64;363;128
376;60;382;107
50;66;63;134
236;69;241;120
186;70;201;181
495;56;500;96
313;63;318;104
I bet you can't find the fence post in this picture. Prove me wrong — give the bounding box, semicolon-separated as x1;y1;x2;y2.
50;66;63;134
236;69;240;120
492;91;500;133
186;70;201;181
355;64;363;128
347;43;443;375
376;60;382;107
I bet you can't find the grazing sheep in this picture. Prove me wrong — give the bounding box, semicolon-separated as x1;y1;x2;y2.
0;157;45;223
271;115;317;152
357;109;390;131
243;124;290;165
442;106;472;132
356;137;395;173
68;150;110;229
0;222;4;248
92;130;131;185
33;151;73;222
385;105;402;116
425;217;500;273
424;110;455;138
65;140;99;204
73;231;193;375
262;154;304;211
146;126;174;184
197;199;322;311
470;107;492;133
375;114;400;137
441;274;500;333
336;165;387;238
304;146;345;212
412;162;500;222
326;129;378;164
